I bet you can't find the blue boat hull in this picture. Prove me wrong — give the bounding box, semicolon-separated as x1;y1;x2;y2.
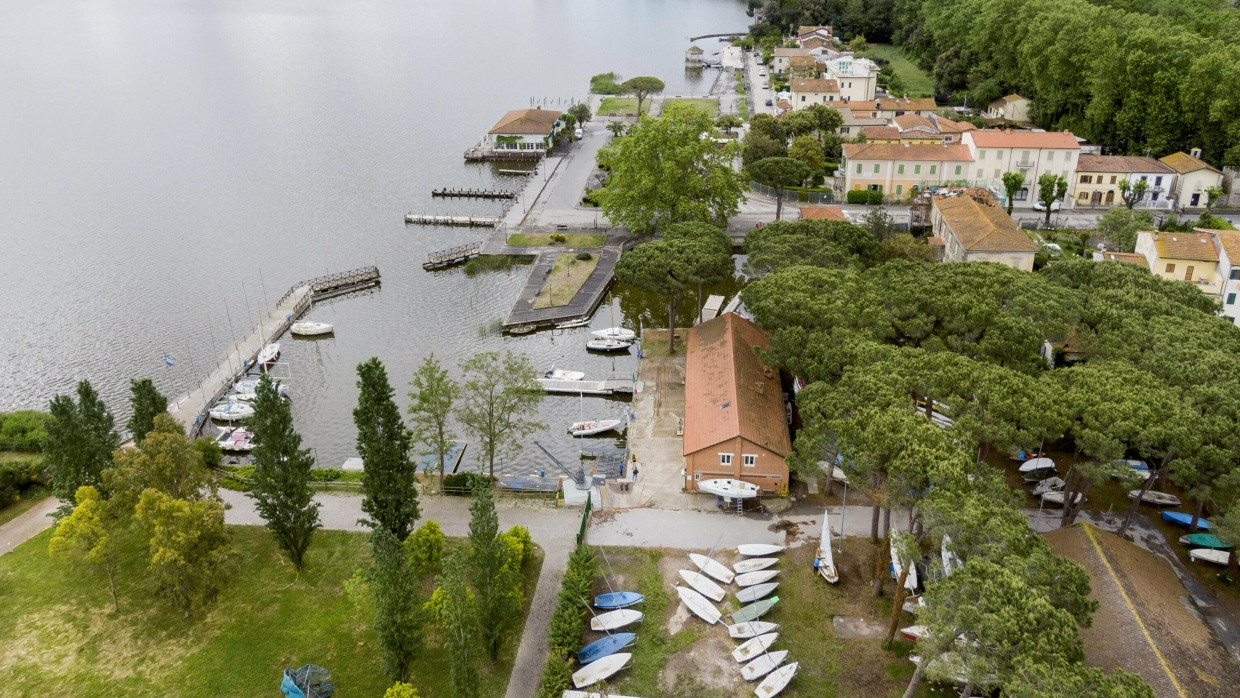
1162;511;1212;530
594;591;643;609
578;632;636;664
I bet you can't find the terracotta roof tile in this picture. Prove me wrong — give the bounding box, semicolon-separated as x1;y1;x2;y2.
799;206;847;221
774;48;812;58
860;126;901;140
894;113;935;131
1204;230;1240;262
838;97;938;113
683;315;791;457
1151;232;1218;262
967;130;1079;149
488;108;562;135
1076;155;1173;174
934;116;976;133
1159;151;1220;174
790;78;837;93
842;142;973;162
932;192;1037;253
1096;252;1148;266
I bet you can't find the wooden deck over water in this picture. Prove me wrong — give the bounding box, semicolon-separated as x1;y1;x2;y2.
502;246;620;330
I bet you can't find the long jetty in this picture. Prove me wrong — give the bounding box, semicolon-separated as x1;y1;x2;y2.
405;213;500;227
432;187;515;199
537;372;637;395
167;266;381;437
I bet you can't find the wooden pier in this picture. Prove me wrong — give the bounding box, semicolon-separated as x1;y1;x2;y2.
405;213;500;227
538;372;637;396
432;188;515;199
497;169;533;176
464;146;546;161
423;242;482;270
502;246;620;331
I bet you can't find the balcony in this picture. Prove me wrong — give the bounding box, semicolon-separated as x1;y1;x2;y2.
1016;161;1036;169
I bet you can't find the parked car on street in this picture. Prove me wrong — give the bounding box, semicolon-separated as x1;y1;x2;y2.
1033;200;1062;212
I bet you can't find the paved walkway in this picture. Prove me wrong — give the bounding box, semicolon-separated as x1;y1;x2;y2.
0;496;58;555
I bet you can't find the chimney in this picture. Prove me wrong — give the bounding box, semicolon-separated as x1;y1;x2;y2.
1191;147;1202;159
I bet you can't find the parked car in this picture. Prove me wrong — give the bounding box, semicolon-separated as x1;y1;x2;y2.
765;99;773;106
1033;200;1062;212
762;81;769;89
574;127;583;139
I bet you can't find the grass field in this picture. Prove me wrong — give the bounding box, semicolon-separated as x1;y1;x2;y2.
863;44;935;98
506;232;606;248
664;98;719;116
598;97;647;117
534;253;600;309
0;525;542;696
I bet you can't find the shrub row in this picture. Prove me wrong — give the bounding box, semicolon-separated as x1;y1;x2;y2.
535;545;599;698
443;472;489;495
846;189;885;205
0;410;51;452
0;458;45;509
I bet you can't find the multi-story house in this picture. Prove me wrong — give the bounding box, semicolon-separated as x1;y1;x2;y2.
790;78;840;108
1201;228;1240;324
838;97;938;120
1134;231;1223;300
960;130;1080;207
840;142;974;198
771;47;812;74
795;25;833;50
1160;149;1225;209
929;190;1037;271
984;94;1032;123
1070;155;1175;209
861;113;976;145
821;57;879;101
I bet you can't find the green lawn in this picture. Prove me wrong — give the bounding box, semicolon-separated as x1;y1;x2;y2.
863;44;935;98
664;98;719;116
0;525;542;697
534;253;601;309
506;232;606;248
598;98;647;117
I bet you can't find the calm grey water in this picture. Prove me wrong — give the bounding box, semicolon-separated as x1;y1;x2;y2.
0;0;749;471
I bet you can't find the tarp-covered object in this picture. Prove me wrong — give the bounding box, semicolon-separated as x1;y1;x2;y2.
280;664;333;698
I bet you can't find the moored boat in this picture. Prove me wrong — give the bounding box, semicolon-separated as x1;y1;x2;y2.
592;327;636;342
568;419;623;437
256;342;280;366
545;367;585;381
215;426;255;452
209;401;255;422
555;317;591;329
290;321;333;336
232;378;289;399
585;338;631;353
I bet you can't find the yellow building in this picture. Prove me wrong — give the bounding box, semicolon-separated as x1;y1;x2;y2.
841;143;973;197
1071;155;1174;208
789;78;840;109
930;191;1037;271
1134;231;1222;298
1160;150;1224;209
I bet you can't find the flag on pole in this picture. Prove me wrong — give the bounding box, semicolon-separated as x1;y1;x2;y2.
163;353;174;367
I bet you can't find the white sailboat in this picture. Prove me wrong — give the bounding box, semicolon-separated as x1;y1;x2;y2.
675;585;721;625
733;557;778;574
232;378;289;399
1127;490;1181;507
741;650;788;681
592;327;636;342
678;569;725;602
737;543;784;557
214;426;254;452
290;321;333;336
890;533;918;593
736;582;779;603
571;652;631;688
728;620;779;639
1018;457;1056;473
256;342;280;366
689;552;735;584
698;478;760;499
208;401;255;421
816;509;838;584
735;569;780;587
1041;490;1084;507
568;419;624;437
1031;476;1066;497
590;608;643;632
1189;548;1231;566
732;632;778;663
545;367;585;381
754;661;798;697
585;337;631;353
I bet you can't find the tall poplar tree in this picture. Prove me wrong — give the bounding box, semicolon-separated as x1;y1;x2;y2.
439;553;481;697
468;480;522;659
45;379;118;516
127;377;168;445
369;527;423;682
249;374;321;568
355;357;420;540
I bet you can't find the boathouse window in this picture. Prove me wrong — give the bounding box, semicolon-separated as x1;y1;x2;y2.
719;453;733;466
743;455;757;468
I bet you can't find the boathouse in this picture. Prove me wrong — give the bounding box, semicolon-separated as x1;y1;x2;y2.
484;107;563;156
683;313;791;496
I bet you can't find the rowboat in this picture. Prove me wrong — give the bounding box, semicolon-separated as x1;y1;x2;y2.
1041;491;1084;507
215;426;255;452
754;662;798;697
816;509;838;584
741;650;788;681
900;625;930;641
1179;533;1231;550
209;401;255;421
585;338;631;353
577;632;635;664
590;608;643;632
675;585;721;624
733;632;778;663
731;596;779;624
1162;511;1212;529
592;327;636;342
1019;457;1056;473
728;620;779;639
545;367;585;381
735;569;780;587
555;317;591;329
698;478;760;500
737;544;784;557
569;419;623;437
689;553;735;584
733;557;778;574
1127;490;1181;507
736;582;779;603
1189;548;1231;566
256;343;280;366
290;321;333;336
594;591;643;609
678;569;725;602
571;652;631;688
1031;476;1065;497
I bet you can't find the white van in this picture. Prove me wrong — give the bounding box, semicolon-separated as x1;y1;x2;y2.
574;127;583;139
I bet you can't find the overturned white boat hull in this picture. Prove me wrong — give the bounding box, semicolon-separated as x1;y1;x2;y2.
590;608;643;632
1189;548;1231;566
741;650;788;681
1041;490;1084;507
689;552;735;584
571;652;631;688
1127;490;1181;507
737;543;784;557
736;569;780;587
733;557;778;574
728;620;779;639
675;585;721;625
678;569;725;602
754;661;798;697
733;632;778;663
736;582;779;604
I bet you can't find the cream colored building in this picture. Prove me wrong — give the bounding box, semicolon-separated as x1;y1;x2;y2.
930;191;1037;270
1070;155;1174;208
1204;228;1240;324
838;97;937;121
790;78;840;108
1134;231;1222;299
822;57;878;101
985;94;1032;123
772;47;811;73
961;130;1080;207
840;143;974;197
1161;150;1224;209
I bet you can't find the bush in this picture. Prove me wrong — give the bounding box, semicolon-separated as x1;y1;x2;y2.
0;458;42;509
581;189;602;207
308;468;345;482
506;525;535;566
0;410;51;452
575;252;593;261
443;472;488;495
846;189;884;205
194;436;223;470
550;233;567;243
405;520;446;576
589;72;623;95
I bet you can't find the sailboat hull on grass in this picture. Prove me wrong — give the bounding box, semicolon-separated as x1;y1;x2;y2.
571;652;632;688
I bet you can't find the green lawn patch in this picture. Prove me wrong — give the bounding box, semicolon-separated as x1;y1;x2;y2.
534;253;601;309
598;98;647;117
862;44;935;97
507;233;606;248
0;487;49;526
664;98;719;116
0;525;542;697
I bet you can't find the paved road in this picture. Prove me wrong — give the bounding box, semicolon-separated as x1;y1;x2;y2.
529;126;611;222
0;496;58;555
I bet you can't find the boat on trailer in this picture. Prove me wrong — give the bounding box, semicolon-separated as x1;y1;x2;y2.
698;478;760;500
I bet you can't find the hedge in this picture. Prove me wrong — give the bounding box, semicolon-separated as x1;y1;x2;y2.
535;545;599;697
443;472;489;495
846;189;885;205
0;410;51;452
0;458;44;509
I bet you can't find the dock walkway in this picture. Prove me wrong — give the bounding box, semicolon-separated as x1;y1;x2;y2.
502;245;620;330
538;372;637;395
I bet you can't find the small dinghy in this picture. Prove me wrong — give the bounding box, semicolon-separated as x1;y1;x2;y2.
900;625;930;641
754;661;798;697
1032;476;1066;497
689;552;735;584
1127;490;1181;507
1162;511;1212;529
1041;490;1084;507
555;317;591;329
733;632;778;663
590;608;643;632
209;401;255;421
232;378;289;399
728;620;779;639
741;650;788;681
577;632;635;664
545;367;585;381
586;338;632;353
215;426;255;452
256;343;280;366
592;327;636;342
1019;457;1056;473
290;321;333;336
1113;459;1152;480
733;557;778;574
736;569;780;587
731;596;779;624
737;544;784;557
675;585;721;625
736;582;779;604
569;419;623;437
698;478;760;500
678;569;725;602
594;591;643;609
1180;533;1231;550
1189;548;1231;566
816;509;838;584
571;652;631;688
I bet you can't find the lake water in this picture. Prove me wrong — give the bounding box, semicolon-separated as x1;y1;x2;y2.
0;0;750;472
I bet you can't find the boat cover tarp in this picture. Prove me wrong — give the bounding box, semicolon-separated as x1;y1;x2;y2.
280;665;333;698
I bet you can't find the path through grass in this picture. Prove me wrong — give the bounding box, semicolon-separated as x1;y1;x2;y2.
534;253;600;309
